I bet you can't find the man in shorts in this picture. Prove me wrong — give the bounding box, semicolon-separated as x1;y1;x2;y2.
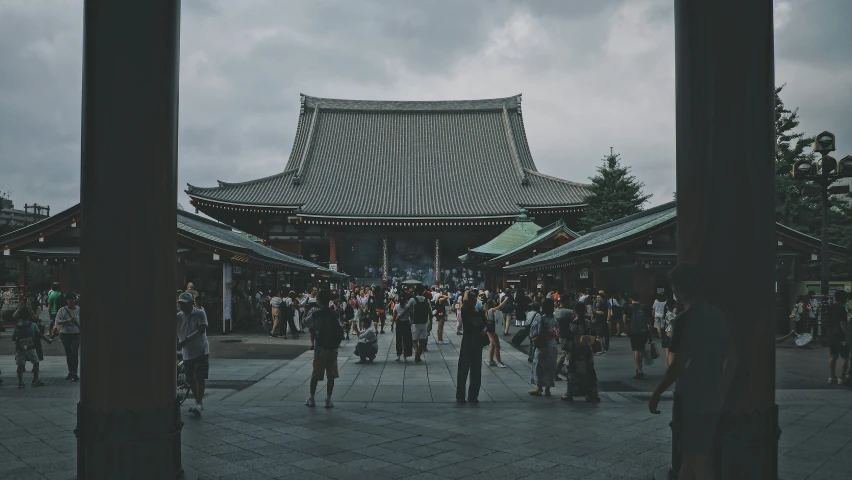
407;286;433;363
650;263;737;480
177;292;209;416
307;290;343;408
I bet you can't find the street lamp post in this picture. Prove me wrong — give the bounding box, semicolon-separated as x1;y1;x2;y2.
792;131;852;301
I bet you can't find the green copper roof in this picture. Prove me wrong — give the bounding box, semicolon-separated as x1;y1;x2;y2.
462;215;543;259
507;202;677;272
484;220;579;266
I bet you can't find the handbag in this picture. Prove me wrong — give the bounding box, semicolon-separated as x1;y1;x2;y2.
661;335;671;349
650;341;660;360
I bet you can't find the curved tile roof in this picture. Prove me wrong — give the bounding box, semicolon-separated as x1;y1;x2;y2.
187;94;589;218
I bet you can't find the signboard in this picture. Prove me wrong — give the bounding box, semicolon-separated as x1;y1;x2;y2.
329;262;338;272
232;266;242;275
579;268;589;279
507;279;521;283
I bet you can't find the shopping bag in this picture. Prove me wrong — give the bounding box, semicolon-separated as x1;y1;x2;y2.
643;346;654;366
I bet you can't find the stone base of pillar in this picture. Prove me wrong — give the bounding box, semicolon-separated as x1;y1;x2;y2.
75;399;184;480
715;405;780;480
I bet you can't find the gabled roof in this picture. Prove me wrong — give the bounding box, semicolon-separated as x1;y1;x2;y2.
461;211;543;261
506;202;678;272
506;201;850;272
483;219;579;266
0;204;339;274
187;94;589;218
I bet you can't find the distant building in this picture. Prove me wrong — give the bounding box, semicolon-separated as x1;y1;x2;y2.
0;198;49;231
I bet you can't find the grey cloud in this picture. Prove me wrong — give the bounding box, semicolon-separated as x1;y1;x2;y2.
2;0;851;216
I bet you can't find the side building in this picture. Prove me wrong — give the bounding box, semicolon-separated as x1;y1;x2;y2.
187;94;590;289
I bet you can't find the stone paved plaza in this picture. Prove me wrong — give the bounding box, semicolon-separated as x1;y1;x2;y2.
1;317;852;479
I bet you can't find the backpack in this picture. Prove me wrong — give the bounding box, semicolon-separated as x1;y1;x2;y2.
412;297;430;325
501;294;515;313
315;309;344;350
630;303;648;334
16;320;36;351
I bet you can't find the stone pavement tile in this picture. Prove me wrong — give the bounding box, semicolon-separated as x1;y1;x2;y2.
42;470;77;480
290;456;338;471
373;451;419;465
344;457;393;470
538;466;596;480
463;463;529;480
2;467;48;480
400;473;445;480
310;464;370;480
369;464;414;480
510;456;557;472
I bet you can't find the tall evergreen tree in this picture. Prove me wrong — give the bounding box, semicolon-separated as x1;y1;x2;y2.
580;151;651;230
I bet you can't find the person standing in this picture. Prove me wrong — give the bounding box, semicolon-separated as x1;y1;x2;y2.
393;292;413;362
409;286;432;363
47;282;64;340
529;298;559;396
434;291;450;345
592;293;611;354
501;287;515;336
456;290;486;404
624;293;650;379
484;296;507;368
610;293;626;337
514;288;530;329
825;290;849;385
306;290;344;408
12;308;52;389
649;263;737;480
664;299;678;367
269;290;283;338
554;298;575;380
177;292;210;416
55;294;82;381
652;294;667;339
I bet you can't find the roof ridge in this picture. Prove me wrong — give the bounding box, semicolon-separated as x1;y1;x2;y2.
177;209;233;231
186;172;286;193
293;104;321;185
300;93;523;112
502;104;529;185
524;169;591;187
589;201;677;232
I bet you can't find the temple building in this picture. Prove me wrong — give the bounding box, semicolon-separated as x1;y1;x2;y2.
187;94;590;288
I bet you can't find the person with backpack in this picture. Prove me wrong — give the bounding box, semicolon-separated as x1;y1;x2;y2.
529;298;559;396
55;294;82;381
407;286;433;363
12;304;52;388
624;293;650;379
306;290;344;408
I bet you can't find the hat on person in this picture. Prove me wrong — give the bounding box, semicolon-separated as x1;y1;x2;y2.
178;292;194;304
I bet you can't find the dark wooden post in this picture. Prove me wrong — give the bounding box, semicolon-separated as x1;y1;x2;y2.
17;256;28;291
77;1;185;479
674;0;778;478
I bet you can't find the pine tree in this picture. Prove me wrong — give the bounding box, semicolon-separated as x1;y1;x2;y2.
580;151;651;230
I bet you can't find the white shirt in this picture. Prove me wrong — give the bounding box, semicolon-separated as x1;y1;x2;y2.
56;306;81;334
653;300;666;318
177;307;209;361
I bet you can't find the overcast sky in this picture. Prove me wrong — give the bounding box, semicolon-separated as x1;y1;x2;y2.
1;0;850;214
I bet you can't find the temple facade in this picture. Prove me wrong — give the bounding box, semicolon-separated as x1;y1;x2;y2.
187;94;590;288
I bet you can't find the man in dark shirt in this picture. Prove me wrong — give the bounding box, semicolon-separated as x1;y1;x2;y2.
623;294;649;379
649;263;737;480
825;290;848;385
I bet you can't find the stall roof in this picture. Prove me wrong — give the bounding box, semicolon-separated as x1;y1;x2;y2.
506;201;849;273
483;219;578;266
0;204;334;273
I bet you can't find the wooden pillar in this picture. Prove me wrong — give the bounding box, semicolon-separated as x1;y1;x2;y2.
434;238;440;287
381;238;388;286
673;0;777;478
328;234;337;262
77;1;185;479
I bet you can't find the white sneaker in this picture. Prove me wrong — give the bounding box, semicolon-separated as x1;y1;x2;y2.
395;356;401;362
442;340;450;344
497;362;507;368
325;398;334;409
828;377;839;384
305;397;316;407
188;404;202;416
187;404;198;415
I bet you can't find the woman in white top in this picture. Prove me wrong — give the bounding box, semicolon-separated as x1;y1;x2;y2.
664;299;677;367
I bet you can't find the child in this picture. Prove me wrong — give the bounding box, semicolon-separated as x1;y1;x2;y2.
12;307;52;389
353;319;378;364
562;302;600;402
